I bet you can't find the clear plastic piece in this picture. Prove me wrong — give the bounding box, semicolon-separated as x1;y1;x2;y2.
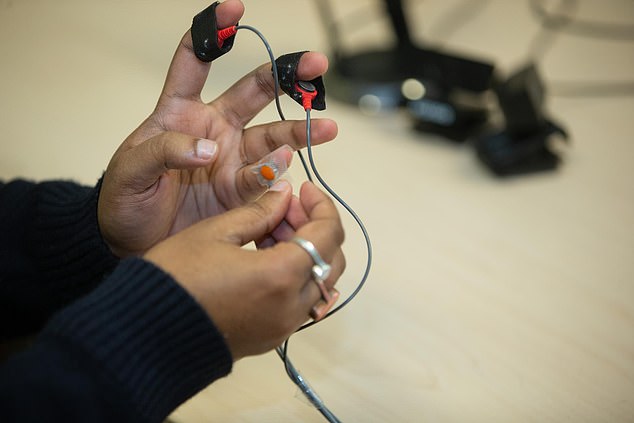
251;159;288;188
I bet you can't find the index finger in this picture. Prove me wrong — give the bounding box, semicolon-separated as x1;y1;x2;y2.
160;0;245;102
214;52;329;128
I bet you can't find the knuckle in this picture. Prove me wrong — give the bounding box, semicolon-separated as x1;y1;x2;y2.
254;65;275;99
322;199;346;245
261;255;296;293
179;36;194;55
323;219;345;248
237;171;266;204
337;252;347;276
148;137;168;171
245;200;270;222
244;200;282;236
325;253;345;289
334;221;345;246
262;126;280;153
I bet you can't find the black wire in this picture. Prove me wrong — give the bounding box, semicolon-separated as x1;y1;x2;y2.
234;25;313;182
297;110;373;332
235;24;372;333
275;343;342;423
236;24;373;423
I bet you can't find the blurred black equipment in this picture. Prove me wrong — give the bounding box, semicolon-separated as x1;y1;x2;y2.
315;1;568;176
475;64;568;176
316;0;495;141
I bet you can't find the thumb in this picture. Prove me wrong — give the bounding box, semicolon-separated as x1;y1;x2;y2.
121;131;218;188
210;180;293;246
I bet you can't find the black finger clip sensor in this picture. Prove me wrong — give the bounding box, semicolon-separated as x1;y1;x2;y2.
275;51;327;111
192;2;237;62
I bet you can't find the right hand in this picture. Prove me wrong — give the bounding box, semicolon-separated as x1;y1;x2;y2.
144;181;345;360
98;0;337;258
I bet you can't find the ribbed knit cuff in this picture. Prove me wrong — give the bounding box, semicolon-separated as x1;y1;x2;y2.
43;257;233;423
27;178;119;302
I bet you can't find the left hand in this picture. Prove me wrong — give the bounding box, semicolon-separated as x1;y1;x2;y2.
144;180;346;359
98;0;338;257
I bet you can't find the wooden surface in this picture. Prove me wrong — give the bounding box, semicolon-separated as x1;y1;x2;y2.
1;1;633;422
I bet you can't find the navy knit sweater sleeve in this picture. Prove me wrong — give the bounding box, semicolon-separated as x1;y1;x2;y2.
0;179;233;422
0;179;119;338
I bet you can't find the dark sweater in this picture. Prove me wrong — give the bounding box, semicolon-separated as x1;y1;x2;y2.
0;179;233;422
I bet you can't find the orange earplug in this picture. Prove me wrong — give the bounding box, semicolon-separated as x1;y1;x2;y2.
252;161;286;188
259;164;277;182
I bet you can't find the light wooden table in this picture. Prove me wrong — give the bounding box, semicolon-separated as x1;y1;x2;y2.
1;1;633;422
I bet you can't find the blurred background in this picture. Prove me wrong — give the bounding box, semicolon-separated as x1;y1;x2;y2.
1;1;633;422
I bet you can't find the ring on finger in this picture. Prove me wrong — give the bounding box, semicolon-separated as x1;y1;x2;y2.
291;236;332;302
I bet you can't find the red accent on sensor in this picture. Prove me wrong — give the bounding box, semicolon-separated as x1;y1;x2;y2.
217;26;238;48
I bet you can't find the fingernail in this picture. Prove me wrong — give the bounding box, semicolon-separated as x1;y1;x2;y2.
269;179;290;192
196;138;217;159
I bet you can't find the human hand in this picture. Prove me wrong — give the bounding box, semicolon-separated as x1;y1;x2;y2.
144;181;345;360
98;0;338;257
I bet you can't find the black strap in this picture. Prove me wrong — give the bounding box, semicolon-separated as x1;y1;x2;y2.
191;2;237;62
275;51;327;111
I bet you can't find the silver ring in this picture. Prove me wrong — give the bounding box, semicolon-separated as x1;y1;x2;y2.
291;237;332;302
